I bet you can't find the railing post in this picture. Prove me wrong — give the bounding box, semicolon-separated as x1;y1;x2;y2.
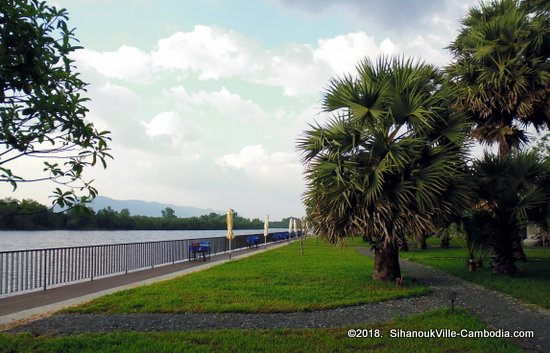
42;250;47;291
90;246;94;282
172;240;176;264
0;253;3;295
151;243;155;269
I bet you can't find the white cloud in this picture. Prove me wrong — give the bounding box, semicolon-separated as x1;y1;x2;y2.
315;33;392;74
151;25;260;80
257;32;401;96
167;86;269;122
142;111;202;159
144;111;182;138
379;38;397;55
96;82;141;116
83;82;149;149
215;145;301;182
258;44;327;96
401;35;450;67
72;45;152;81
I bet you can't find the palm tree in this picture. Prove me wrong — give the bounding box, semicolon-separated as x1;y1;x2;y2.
298;57;471;281
447;0;549;269
472;151;550;274
447;0;550;155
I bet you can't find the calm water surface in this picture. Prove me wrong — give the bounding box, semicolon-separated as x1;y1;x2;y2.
0;229;286;252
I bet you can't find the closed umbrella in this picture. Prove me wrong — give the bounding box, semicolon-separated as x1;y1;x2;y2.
264;214;269;249
293;218;298;238
288;217;293;240
227;208;235;259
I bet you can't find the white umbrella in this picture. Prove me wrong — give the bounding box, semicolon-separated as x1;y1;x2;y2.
227;208;235;259
263;214;269;249
288;217;293;240
293;218;298;238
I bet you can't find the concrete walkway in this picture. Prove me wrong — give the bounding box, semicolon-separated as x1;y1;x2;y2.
0;241;292;329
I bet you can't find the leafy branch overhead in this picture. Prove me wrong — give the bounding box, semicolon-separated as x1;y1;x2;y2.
0;0;111;207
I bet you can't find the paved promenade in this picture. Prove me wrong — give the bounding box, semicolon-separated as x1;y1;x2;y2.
0;241;291;329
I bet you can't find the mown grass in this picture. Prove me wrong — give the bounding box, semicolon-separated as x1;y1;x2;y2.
0;309;525;353
65;238;429;314
401;238;550;309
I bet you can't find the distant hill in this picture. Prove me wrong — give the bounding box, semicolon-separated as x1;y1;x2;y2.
89;196;222;218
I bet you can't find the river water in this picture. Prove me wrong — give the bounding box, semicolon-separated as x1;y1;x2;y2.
0;229;287;252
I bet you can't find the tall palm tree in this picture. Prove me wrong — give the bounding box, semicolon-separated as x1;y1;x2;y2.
447;0;550;155
298;57;471;281
447;0;549;269
472;151;550;274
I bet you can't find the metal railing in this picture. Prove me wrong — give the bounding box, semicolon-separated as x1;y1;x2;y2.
0;231;293;296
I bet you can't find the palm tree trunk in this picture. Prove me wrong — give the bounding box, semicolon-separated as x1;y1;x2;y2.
495;140;528;263
439;228;450;248
373;242;401;281
498;140;511;156
490;227;517;275
416;233;427;249
512;227;527;261
441;234;450;249
398;238;409;252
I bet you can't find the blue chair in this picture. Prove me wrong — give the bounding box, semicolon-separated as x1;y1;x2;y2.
189;241;211;261
246;236;260;248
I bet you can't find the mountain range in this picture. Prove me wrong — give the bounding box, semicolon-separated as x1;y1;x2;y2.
89;196;222;218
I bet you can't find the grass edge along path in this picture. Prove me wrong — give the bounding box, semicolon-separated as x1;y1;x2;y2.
64;238;429;314
0;309;526;353
399;239;550;310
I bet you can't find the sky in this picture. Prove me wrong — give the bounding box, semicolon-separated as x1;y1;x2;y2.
3;0;480;220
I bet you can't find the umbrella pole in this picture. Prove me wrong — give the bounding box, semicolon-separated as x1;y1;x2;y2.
226;208;235;260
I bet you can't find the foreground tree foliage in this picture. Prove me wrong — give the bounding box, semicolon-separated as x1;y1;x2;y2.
298;57;471;281
0;0;111;207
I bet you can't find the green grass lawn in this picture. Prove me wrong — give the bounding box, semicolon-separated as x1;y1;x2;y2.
66;238;429;314
0;309;525;353
401;238;550;309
